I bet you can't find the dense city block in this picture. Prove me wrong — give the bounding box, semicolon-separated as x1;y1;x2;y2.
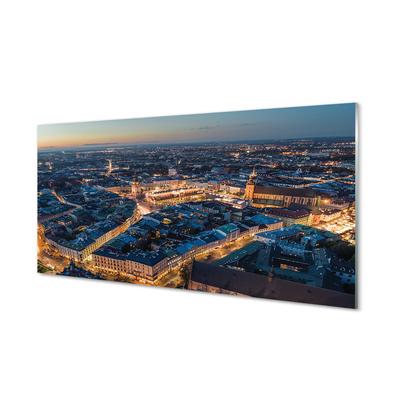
38;137;356;307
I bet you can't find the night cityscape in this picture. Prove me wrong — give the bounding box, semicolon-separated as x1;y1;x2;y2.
4;4;395;399
37;104;356;308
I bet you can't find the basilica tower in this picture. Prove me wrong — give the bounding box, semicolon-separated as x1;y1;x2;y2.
244;167;257;201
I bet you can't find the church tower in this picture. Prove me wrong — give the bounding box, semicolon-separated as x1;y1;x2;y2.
268;265;275;282
244;167;257;201
131;171;141;199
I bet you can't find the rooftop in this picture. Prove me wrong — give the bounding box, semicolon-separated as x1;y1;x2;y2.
190;261;355;308
216;223;239;234
267;208;310;219
254;186;317;198
126;250;168;266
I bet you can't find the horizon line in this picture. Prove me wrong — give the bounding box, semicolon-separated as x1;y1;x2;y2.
38;135;355;152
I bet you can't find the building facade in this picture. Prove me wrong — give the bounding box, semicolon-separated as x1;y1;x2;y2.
92;249;169;282
131;171;141;199
321;208;342;222
146;188;206;206
265;208;313;227
46;206;139;262
244;169;320;208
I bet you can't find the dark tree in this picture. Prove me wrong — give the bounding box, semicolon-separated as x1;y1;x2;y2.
179;265;191;284
320;241;355;261
343;283;355;295
137;238;151;251
332;242;355;261
121;243;132;253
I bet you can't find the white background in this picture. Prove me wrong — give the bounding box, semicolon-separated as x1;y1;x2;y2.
1;1;399;399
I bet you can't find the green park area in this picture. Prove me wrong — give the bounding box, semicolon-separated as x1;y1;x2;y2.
37;261;53;274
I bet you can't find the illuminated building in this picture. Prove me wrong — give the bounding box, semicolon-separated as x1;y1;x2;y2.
254;226;301;245
131;171;141;199
321;199;350;211
142;177;186;189
320;208;342;222
94;178;131;194
92;248;169;282
46;205;139;262
244;168;320;208
215;223;240;242
146;188;206;206
265;208;313;227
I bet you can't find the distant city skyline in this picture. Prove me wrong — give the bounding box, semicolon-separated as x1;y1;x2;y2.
38;103;356;150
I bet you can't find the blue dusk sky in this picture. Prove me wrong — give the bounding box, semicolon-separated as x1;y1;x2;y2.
38;103;356;150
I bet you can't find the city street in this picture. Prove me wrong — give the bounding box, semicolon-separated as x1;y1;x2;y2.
304;174;354;187
196;235;254;264
136;199;161;215
37;227;68;273
154;267;183;288
38;250;70;274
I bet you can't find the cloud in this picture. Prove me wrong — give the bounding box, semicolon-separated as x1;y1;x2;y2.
192;123;254;131
196;124;221;130
83;142;119;146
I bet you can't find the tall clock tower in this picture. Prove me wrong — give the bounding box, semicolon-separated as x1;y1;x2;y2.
244;167;257;201
131;171;141;199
